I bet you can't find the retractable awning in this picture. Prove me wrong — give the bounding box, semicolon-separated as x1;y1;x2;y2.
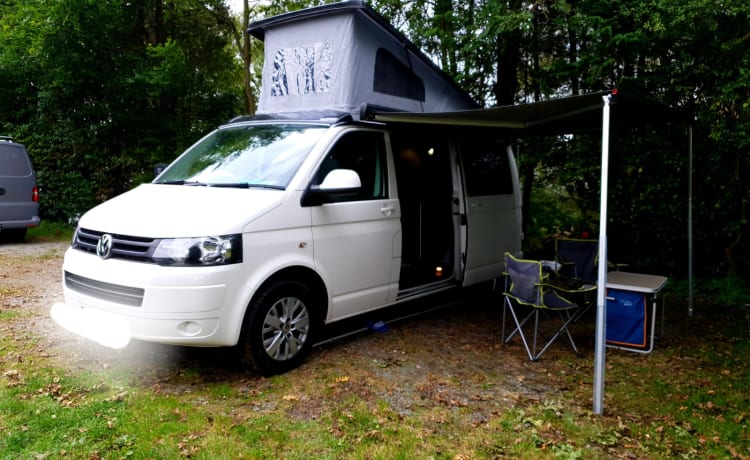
368;90;679;135
372;90;690;415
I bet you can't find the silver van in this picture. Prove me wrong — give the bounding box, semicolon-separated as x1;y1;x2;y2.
0;136;40;242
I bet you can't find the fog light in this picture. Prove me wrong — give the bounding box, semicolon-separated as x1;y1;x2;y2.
177;321;202;337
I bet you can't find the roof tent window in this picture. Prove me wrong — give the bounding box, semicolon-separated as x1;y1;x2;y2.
374;48;425;101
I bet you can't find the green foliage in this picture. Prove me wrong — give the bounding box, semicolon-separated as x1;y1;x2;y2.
37;170;98;223
0;0;244;221
26;221;75;241
524;178;589;258
672;273;750;309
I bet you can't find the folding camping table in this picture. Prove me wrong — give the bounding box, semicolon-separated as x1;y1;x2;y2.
605;271;668;354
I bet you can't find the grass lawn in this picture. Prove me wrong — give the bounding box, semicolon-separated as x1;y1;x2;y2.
1;236;748;459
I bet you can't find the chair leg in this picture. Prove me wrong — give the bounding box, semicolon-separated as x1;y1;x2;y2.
504;307;535;343
503;298;536;361
530;310;581;360
503;299;582;361
502;297;533;341
501;297;507;340
532;309;541;359
562;311;581;354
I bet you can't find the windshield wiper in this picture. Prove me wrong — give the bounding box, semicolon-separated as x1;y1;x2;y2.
155;180;282;190
206;183;285;190
155;180;208;186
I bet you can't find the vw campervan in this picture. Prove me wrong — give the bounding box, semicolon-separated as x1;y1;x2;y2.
52;2;523;375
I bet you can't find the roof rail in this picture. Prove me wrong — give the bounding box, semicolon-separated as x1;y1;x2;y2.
226;114;277;123
0;135;14;142
226;111;356;124
328;114;354;125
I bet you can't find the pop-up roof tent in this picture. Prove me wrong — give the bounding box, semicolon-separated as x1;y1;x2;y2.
247;0;479;117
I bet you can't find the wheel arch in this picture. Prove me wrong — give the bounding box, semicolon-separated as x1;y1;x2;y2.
244;265;329;328
235;265;328;375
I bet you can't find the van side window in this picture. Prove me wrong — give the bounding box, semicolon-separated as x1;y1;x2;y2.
313;131;388;202
460;139;514;196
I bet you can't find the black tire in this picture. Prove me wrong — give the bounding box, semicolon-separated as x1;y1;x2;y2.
239;280;317;375
1;228;27;243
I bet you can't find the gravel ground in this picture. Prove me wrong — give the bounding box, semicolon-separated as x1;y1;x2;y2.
1;239;570;416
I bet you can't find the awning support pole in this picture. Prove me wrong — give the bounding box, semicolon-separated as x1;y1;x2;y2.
688;125;694;316
593;94;612;415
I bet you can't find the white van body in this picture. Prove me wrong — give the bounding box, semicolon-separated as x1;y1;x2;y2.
54;118;522;374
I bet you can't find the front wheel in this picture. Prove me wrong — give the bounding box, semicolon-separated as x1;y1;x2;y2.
240;280;317;375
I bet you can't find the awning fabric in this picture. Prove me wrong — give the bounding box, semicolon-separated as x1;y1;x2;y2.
368;91;681;136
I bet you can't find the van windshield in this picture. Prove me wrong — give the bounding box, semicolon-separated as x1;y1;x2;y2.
155;124;327;189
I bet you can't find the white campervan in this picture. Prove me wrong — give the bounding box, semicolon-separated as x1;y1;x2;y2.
52;1;523;375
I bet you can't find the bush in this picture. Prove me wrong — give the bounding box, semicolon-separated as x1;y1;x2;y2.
36;170;98;223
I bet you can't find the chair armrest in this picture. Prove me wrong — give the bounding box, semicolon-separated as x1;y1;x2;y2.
608;262;629;271
540;279;596;294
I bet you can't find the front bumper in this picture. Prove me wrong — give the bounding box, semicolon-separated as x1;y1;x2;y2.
55;247;248;347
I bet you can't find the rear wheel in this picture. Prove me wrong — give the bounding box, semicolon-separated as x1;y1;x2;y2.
0;228;27;243
240;280;316;375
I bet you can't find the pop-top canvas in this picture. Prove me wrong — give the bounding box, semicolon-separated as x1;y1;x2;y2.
249;2;478;117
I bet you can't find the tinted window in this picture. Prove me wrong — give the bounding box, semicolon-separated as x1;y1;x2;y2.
460;138;514;196
0;145;32;177
373;48;425;101
313;131;388;202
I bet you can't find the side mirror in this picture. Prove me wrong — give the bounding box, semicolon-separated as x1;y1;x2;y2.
301;169;362;206
318;169;361;191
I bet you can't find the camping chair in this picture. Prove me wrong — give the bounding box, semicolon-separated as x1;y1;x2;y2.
554;238;624;319
555;238;599;285
555;237;627;286
502;253;588;361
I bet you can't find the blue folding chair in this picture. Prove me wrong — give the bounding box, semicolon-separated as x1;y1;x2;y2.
555;237;627;286
555;238;599;286
502;253;588;361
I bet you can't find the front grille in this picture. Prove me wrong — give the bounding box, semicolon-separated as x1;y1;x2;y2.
65;271;145;307
73;228;157;262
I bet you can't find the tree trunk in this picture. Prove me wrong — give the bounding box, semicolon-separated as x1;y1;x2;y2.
242;0;255;115
493;0;522;106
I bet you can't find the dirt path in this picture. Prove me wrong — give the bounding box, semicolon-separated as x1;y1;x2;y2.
1;239;567;416
1;240;68;343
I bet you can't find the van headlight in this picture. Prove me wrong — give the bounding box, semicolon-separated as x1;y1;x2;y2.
153;235;243;266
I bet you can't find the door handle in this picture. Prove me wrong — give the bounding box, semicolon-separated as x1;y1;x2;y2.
380;205;395;216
